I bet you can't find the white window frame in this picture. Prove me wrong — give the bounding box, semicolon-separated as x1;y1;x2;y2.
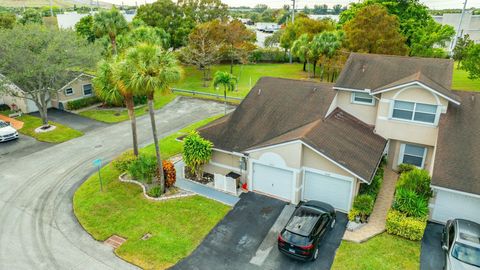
82;84;93;96
351;92;375;105
64;87;74;96
398;143;427;168
390;100;440;126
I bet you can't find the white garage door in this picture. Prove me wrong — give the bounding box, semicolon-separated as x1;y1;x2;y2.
431;189;480;224
252;163;293;201
303;170;353;212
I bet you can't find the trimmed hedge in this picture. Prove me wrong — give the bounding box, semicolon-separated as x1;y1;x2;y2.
386;210;427;241
66;96;100;110
248;48;289;63
353;194;374;222
112;150;137;172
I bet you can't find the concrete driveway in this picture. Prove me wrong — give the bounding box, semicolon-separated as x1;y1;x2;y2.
0;97;230;270
172;192;348;270
421;222;445;270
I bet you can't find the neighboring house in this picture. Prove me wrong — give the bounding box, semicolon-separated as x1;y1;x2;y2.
195;53;480;224
433;11;480;49
56;11;135;29
0;72;95;113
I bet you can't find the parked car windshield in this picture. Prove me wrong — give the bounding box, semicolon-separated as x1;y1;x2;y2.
282;230;309;246
452;242;480;267
0;121;8;128
285;206;321;236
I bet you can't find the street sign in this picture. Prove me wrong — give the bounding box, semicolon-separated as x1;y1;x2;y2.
93;158;103;192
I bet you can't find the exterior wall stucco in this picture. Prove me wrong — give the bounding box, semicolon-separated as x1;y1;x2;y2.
51;75;94;109
374;86;448;147
387;139;435;173
335;90;378;125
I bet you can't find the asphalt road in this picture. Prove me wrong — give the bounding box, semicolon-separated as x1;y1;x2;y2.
0;97;229;270
421;222;445;270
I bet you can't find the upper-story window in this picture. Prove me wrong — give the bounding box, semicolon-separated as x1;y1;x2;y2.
352;92;375;105
83;84;93;96
64;87;74;96
392;100;438;124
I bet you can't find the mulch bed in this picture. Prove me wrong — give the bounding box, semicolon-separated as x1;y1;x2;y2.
184;168;214;185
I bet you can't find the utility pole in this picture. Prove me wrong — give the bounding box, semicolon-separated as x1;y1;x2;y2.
289;0;295;64
450;0;468;57
49;0;53;17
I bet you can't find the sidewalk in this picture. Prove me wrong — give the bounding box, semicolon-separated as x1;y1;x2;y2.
343;168;398;243
0;114;23;129
174;160;240;206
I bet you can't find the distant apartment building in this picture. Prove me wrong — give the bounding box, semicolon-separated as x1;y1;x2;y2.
433;11;480;49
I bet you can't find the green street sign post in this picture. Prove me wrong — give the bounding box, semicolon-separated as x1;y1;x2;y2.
93;158;103;192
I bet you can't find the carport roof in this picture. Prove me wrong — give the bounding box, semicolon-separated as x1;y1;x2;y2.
432;91;480;195
197;77;387;183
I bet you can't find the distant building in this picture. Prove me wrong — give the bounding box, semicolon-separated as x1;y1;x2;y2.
433;11;480;49
308;14;340;22
57;11;135;29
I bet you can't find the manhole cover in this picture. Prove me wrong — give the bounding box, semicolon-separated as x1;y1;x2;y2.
104;235;126;249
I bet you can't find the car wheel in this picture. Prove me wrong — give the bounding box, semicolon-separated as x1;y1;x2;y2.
331;219;336;229
312;247;319;261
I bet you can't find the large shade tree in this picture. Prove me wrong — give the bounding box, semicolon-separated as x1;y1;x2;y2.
343;4;409;56
93;8;128;55
310;31;343;79
125;43;181;191
291;34;312;75
0;24;99;125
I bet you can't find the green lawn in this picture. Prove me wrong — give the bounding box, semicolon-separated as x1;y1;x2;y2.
452;64;480;91
74;115;228;270
332;233;421;270
17;114;83;143
79;94;176;123
174;63;317;98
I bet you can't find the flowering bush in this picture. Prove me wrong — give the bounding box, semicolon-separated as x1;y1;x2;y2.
162;160;176;188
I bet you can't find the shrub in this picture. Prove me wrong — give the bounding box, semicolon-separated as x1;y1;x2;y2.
147;186;162;198
248;48;288;63
397;168;433;199
128;154;158;184
348;208;360;222
162;160;176;188
386;210;427;241
133;95;147;106
183;131;213;180
398;163;416;174
359;156;385;201
393;188;429;218
112;150;137;172
0;104;10;111
66;96;100;110
353;194;374;222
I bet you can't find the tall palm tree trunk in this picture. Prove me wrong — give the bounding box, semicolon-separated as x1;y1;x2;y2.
147;94;165;192
224;87;227;115
125;96;139;156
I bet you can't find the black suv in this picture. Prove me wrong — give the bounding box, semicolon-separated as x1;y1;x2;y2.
277;200;336;261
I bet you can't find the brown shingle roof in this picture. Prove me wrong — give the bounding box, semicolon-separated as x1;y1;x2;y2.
432;91;480;195
335;53;457;98
198;77;387;182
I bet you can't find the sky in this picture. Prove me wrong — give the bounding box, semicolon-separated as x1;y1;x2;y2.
103;0;480;10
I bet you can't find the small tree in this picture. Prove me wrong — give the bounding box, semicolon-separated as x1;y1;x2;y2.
0;13;16;29
19;9;43;25
310;31;342;79
453;35;474;69
183;131;213;180
461;43;480;80
291;34;311;76
213;71;237;114
93;8;128;55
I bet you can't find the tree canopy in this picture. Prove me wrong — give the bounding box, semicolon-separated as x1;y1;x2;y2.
19;9;43;25
343;4;409;55
280;17;335;53
0;13;16;29
0;24;100;125
93;8;128;55
462;44;480;80
75;15;95;43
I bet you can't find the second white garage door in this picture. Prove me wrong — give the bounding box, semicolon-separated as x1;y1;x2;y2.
303;170;353;212
431;189;480;224
252;163;293;201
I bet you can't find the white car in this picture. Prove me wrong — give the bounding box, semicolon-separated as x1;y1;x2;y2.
0;120;19;142
442;219;480;270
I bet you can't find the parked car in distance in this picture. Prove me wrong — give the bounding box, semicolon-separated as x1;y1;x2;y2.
0;120;18;142
442;219;480;270
278;200;336;261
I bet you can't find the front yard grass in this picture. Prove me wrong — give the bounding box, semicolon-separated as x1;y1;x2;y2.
73;115;227;269
452;64;480;91
332;233;421;270
17;114;83;143
79;93;176;123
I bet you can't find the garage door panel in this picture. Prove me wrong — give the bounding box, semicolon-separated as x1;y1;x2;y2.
303;171;352;212
432;190;480;224
252;163;293;201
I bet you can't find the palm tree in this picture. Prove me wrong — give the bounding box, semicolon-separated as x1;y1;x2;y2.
93;8;128;55
310;31;342;81
291;34;312;77
125;43;181;191
93;58;140;156
213;71;237;115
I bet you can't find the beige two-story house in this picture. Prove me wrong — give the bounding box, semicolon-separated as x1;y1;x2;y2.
194;53;480;224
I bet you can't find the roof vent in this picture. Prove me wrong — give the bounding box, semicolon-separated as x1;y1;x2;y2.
313;87;318;92
257;89;262;95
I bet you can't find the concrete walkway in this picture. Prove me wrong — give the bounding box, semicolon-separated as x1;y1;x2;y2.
0;114;23;129
174;161;240;206
343;168;398;243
